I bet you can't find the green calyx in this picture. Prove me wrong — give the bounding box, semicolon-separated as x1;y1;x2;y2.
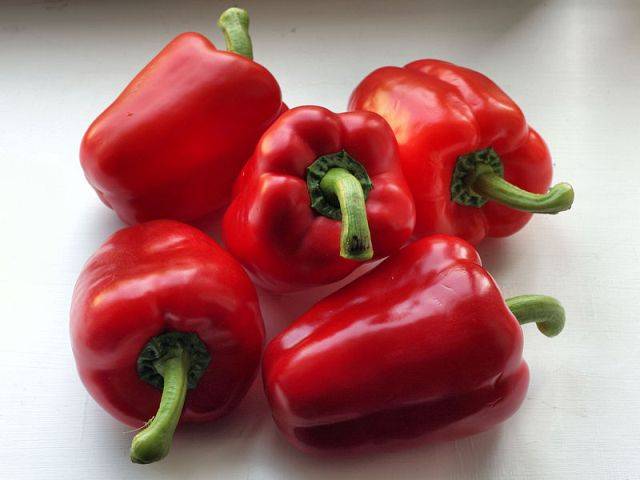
137;331;210;390
451;148;504;208
217;7;253;59
307;151;374;261
451;147;574;213
307;150;373;220
506;295;566;337
130;332;210;465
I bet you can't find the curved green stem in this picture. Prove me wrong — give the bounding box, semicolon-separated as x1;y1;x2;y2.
450;147;575;213
217;7;253;59
506;295;565;337
130;347;190;464
320;168;373;261
472;173;574;214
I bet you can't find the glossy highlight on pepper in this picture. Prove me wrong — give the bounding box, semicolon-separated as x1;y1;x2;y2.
70;220;264;463
80;8;284;224
263;235;565;452
349;59;574;244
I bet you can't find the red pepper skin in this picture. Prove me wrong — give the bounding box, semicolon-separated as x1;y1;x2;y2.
80;33;284;225
222;106;416;292
70;220;264;427
263;235;528;452
349;60;553;244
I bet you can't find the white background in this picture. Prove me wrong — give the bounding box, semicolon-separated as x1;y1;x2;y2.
1;0;638;478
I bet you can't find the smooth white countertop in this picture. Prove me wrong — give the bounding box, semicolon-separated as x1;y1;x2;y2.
1;0;638;478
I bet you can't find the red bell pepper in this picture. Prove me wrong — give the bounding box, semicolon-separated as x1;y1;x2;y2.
263;235;565;452
223;106;416;292
349;60;574;244
80;8;284;225
70;220;264;464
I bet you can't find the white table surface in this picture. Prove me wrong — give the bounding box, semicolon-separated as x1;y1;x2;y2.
1;0;639;478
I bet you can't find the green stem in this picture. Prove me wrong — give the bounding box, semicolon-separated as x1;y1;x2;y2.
130;347;190;464
472;173;574;214
450;148;575;213
217;7;253;59
506;295;566;337
320;168;373;261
